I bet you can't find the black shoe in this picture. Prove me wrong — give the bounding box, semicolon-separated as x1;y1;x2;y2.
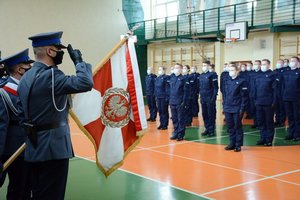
176;137;184;141
251;125;257;129
225;145;235;150
186;123;192;127
150;119;156;122
293;137;300;142
170;135;177;140
147;118;152;121
256;140;265;145
161;127;167;130
201;131;209;136
208;132;215;137
285;135;293;140
157;125;162;130
264;142;272;146
234;147;241;152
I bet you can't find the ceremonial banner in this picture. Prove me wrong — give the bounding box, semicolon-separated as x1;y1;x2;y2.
71;36;147;176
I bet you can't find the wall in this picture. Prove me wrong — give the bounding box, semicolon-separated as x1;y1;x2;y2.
0;0;128;75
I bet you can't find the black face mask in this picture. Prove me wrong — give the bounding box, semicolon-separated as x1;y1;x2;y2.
50;49;64;65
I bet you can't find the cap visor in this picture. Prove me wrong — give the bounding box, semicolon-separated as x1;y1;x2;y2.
55;44;67;49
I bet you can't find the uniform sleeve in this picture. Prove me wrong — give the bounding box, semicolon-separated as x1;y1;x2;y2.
50;62;94;95
240;80;249;112
0;96;9;157
165;76;170;99
272;75;279;105
212;74;219;99
183;78;191;103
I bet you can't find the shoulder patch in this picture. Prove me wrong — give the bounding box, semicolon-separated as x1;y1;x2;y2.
3;82;18;96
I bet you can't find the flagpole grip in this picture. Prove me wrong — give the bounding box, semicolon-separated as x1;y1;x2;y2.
3;143;26;171
93;37;128;76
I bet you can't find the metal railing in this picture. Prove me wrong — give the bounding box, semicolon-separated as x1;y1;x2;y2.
129;0;300;41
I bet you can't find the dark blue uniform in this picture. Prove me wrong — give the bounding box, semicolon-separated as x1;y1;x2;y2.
274;68;286;126
189;72;200;117
248;70;262;126
223;75;248;148
254;70;278;145
182;74;193;126
169;75;190;140
239;71;251;118
198;71;218;135
145;73;157;121
220;71;229;99
282;68;300;140
155;74;170;129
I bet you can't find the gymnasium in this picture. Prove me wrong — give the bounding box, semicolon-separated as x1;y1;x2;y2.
0;0;300;199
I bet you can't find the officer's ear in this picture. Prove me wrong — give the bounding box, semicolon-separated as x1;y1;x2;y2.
46;47;56;58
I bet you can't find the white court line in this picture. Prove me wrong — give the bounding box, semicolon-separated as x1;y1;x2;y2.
201;169;300;196
74;155;213;200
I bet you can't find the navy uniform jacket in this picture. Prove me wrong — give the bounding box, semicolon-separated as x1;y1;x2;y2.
198;71;219;102
0;77;7;87
154;74;170;99
248;70;261;98
274;68;285;98
223;76;248;113
0;77;27;157
220;71;229;95
145;74;157;96
282;68;300;101
189;72;199;97
254;70;277;106
169;75;190;105
17;61;93;162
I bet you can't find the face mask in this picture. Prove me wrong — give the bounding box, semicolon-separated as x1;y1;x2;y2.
147;69;151;75
50;49;64;65
241;67;246;72
229;71;236;78
276;64;282;69
182;68;188;75
283;63;288;67
190;68;196;73
158;70;164;75
170;69;174;74
289;62;296;69
225;66;229;72
253;65;259;71
202;66;208;73
209;68;214;72
246;66;252;71
174;68;180;76
261;65;268;72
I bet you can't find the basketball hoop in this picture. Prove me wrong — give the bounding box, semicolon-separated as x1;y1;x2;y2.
224;38;238;48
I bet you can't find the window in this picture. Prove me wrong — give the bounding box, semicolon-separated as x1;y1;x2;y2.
153;0;179;22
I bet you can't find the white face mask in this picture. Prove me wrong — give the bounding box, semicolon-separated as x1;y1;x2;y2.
253;65;259;71
283;63;288;67
209;68;214;72
225;66;229;72
170;69;174;74
241;67;246;72
261;65;268;72
246;65;252;71
190;68;196;73
289;61;297;69
174;68;181;76
276;63;282;69
158;69;164;75
229;71;236;78
182;68;188;75
147;69;151;75
202;66;208;73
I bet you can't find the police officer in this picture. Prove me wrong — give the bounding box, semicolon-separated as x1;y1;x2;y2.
145;66;157;121
209;64;218;124
0;49;33;199
283;58;290;70
17;31;94;200
198;61;218;136
240;63;251;119
220;63;229;101
274;59;286;127
254;59;278;146
189;66;199;117
169;63;190;141
182;65;192;126
155;66;170;130
282;56;300;141
223;64;248;152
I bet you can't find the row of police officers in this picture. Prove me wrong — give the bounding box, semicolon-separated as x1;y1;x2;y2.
0;31;93;199
145;57;300;150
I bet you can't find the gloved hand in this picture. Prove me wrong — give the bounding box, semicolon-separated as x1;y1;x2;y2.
67;44;83;65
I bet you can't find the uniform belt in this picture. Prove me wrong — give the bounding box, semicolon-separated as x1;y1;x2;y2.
36;121;67;132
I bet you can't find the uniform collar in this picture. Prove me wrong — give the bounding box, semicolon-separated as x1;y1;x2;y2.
9;76;20;84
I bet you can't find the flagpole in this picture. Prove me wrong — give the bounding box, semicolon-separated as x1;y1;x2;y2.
92;37;128;76
2;143;26;172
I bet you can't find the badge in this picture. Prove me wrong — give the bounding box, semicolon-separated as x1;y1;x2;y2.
101;88;130;128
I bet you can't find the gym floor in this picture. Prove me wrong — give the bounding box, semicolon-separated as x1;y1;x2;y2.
1;101;300;200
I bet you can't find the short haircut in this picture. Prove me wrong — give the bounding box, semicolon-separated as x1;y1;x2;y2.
262;59;270;64
203;60;211;65
291;56;300;62
277;59;284;62
283;58;289;63
159;66;166;70
254;60;261;64
211;64;215;69
175;63;183;68
184;65;190;69
229;63;238;70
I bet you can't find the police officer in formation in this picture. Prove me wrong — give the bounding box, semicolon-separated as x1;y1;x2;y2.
17;31;93;200
274;59;286;127
0;49;33;199
145;66;157;122
198;61;218;136
223;64;248;152
154;66;170;130
182;65;193;126
254;59;278;146
282;56;300;141
220;63;229;105
189;66;200;117
169;63;190;141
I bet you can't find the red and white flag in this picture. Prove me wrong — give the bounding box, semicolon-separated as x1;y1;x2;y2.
71;36;147;176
